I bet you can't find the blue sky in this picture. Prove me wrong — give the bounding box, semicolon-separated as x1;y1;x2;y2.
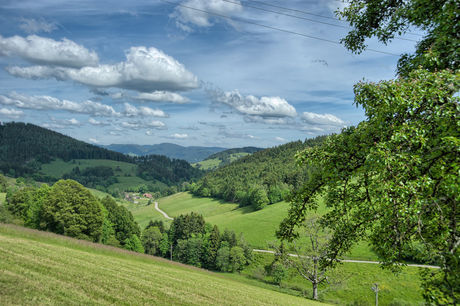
0;0;419;148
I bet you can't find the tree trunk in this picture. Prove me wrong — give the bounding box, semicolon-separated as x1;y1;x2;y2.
313;282;318;300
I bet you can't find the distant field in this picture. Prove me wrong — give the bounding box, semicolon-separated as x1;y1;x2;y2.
126;192;377;260
0;193;5;205
40;159;154;192
193;152;251;170
0;224;322;305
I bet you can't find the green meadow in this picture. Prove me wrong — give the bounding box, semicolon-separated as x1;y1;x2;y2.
0;224;323;306
124;192;378;260
40;159;155;192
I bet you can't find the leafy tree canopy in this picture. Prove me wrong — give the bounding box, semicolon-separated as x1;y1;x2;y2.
279;69;459;303
339;0;459;76
41;180;104;242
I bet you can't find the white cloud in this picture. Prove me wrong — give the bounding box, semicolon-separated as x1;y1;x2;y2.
88;138;99;143
170;133;188;139
0;35;98;68
7;46;199;92
146;120;167;129
0;92;120;117
88;118;109;126
172;0;243;30
135;91;189;103
301;112;345;126
42;117;81;129
145;130;154;136
0;107;23;119
275;136;286;142
123;103;168;118
19;18;57;34
121;121;142;130
211;89;297;123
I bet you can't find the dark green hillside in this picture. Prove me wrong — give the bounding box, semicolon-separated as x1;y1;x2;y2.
190;136;327;209
0;122;203;194
0;122;130;176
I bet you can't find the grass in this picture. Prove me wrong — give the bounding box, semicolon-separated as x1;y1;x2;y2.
125;192;377;260
0;224;324;305
0;193;5;205
193;153;251;170
40;159;154;193
239;252;425;305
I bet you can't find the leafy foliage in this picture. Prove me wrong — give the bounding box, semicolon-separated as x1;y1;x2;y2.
278;69;459;304
41;180;104;242
338;0;459;76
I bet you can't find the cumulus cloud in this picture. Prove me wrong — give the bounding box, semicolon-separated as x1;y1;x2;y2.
146;120;167;129
0;92;120;117
301;112;345;126
121;121;142;130
0;107;23;119
123;103;168;118
88;118;109;126
0;35;98;68
134;91;189;103
275;136;286;142
19;18;57;34
210;89;297;123
172;0;243;30
7;46;199;92
88;138;99;144
42;117;81;129
170;133;188;139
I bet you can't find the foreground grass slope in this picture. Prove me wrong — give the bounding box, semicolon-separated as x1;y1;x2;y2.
0;224;323;305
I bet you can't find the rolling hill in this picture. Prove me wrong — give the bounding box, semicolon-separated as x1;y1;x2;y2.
104;143;227;163
0;224;322;305
193;147;262;170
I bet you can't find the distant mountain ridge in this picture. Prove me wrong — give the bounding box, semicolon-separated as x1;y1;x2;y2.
104;143;227;163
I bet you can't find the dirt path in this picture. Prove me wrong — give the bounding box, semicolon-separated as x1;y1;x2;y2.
154;201;173;220
252;249;439;269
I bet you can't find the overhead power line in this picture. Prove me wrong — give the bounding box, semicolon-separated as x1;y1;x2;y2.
162;0;400;56
245;0;423;37
221;0;418;42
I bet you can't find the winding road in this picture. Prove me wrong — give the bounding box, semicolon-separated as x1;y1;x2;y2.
153;202;439;269
154;201;173;220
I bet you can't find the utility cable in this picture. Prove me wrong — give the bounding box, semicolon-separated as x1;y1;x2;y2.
162;0;401;56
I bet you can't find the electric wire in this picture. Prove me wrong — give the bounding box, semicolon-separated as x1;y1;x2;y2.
162;0;401;56
220;0;418;42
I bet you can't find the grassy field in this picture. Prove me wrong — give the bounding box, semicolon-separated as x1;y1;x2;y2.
0;193;5;205
193;152;251;170
40;159;154;193
124;192;377;260
0;224;324;305
237;253;425;305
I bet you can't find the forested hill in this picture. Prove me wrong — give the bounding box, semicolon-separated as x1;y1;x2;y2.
104;143;227;163
190;136;327;209
193;146;263;170
0;123;203;188
204;146;262;161
0;122;130;175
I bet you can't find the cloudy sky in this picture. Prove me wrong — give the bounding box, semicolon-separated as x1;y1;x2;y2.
0;0;419;148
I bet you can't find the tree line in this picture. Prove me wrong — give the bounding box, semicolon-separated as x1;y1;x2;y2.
141;213;252;272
